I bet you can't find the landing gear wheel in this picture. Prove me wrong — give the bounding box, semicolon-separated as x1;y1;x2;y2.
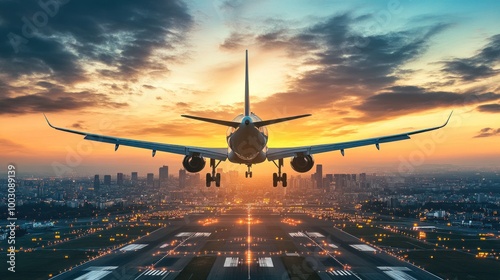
272;159;287;187
215;173;221;187
273;173;278;187
206;173;211;187
206;159;222;188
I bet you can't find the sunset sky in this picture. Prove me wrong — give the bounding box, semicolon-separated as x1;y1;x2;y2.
1;0;499;177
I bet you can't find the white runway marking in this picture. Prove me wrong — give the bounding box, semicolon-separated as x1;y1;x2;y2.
120;244;148;251
285;252;300;256
306;232;324;238
328;270;352;277
223;257;239;267
74;270;112;280
84;266;118;271
175;232;211;237
143;269;169;276
258;257;274;267
328;243;338;248
378;267;415;280
289;232;306;237
350;244;377;252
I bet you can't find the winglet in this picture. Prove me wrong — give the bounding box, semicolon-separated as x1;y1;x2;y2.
43;113;55;128
443;110;453;127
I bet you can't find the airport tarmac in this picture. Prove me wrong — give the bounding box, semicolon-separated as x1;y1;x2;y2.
51;208;442;279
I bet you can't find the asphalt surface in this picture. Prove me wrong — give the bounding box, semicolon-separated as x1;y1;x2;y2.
50;209;442;280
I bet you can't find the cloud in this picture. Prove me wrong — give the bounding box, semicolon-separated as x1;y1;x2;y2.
352;86;500;121
0;0;193;83
476;103;500;113
0;88;127;115
474;127;500;138
441;34;500;81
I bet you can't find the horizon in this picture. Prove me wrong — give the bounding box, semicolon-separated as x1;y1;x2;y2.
1;1;500;177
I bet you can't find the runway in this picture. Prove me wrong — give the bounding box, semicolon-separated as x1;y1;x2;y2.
51;208;442;280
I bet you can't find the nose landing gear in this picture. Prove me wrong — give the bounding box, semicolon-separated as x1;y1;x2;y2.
272;158;287;187
206;158;221;187
245;164;253;178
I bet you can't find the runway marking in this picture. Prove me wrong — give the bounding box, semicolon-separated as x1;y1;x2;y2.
224;257;239;267
349;244;377;252
73;270;112;280
378;267;416;280
306;231;324;238
159;244;169;248
120;244;148;251
328;270;352;276
377;266;411;271
258;257;273;267
285;252;300;256
84;266;118;271
175;232;211;237
328;243;338;248
143;269;169;276
289;232;307;237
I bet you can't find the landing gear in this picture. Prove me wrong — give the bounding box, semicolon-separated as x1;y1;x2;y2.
272;158;287;187
206;158;221;187
245;165;253;178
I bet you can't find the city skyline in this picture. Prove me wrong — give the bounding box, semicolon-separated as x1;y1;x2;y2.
1;1;500;177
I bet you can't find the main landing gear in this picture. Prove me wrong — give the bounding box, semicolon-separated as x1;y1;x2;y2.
245;164;253;178
272;158;287;187
206;158;221;187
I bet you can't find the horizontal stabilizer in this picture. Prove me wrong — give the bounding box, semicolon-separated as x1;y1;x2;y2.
253;114;311;127
181;115;240;128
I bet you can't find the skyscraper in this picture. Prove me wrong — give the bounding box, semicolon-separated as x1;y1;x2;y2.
131;172;138;183
94;175;100;192
104;175;111;185
179;169;186;188
316;164;323;189
117;173;124;186
159;165;169;187
147;173;154;186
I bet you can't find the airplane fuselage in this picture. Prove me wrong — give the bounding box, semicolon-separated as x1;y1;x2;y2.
227;114;268;164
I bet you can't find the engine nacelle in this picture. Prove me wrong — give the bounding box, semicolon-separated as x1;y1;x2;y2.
182;155;206;173
290;155;314;173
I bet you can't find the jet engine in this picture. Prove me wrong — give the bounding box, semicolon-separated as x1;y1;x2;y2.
290;155;314;173
182;155;206;173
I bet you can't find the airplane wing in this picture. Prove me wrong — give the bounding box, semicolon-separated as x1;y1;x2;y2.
266;112;452;161
44;115;228;161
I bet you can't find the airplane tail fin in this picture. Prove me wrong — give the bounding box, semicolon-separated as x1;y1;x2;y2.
245;50;250;117
181;51;311;128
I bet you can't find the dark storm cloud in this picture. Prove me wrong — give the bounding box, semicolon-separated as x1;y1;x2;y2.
441;34;500;81
220;13;450;116
352;86;500;121
0;0;193;83
477;103;500;113
474;127;500;138
0;88;127;115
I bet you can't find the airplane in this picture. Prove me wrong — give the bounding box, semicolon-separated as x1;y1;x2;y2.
44;50;452;188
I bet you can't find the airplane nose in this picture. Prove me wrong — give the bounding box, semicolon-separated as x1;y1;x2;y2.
245;120;250;125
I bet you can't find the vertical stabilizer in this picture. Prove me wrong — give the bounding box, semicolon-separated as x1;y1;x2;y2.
245;50;250;116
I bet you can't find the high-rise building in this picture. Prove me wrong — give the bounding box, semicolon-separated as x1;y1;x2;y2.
147;173;154;186
117;173;124;186
159;165;169;186
94;175;100;192
131;172;138;183
179;169;186;188
104;175;111;185
316;164;323;189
